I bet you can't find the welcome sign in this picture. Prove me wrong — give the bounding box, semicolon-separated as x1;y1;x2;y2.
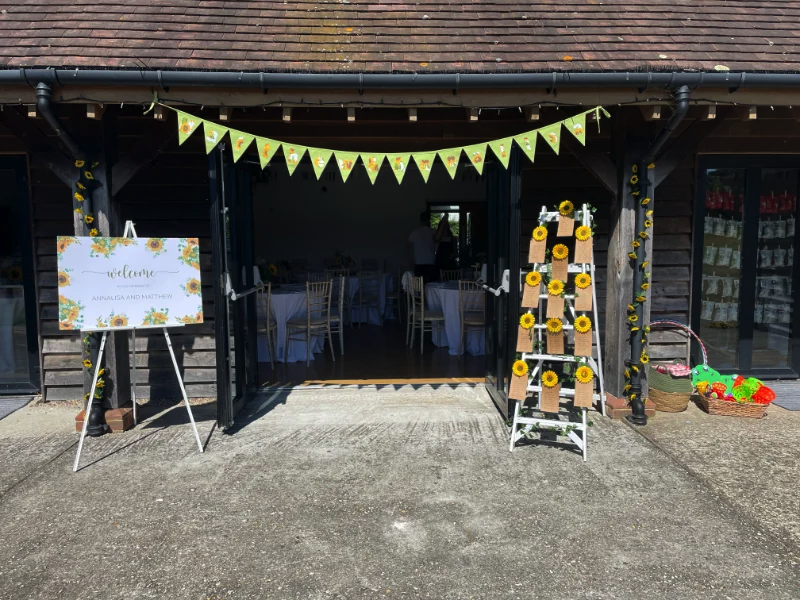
56;236;204;331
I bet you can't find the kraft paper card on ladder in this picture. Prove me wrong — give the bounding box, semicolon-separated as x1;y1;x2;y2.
516;323;534;353
547;330;565;354
574;329;593;357
574;279;593;312
551;258;568;282
546;291;565;318
540;385;561;413
575;237;593;264
529;238;546;264
509;373;528;402
521;273;541;308
574;380;594;408
557;214;574;237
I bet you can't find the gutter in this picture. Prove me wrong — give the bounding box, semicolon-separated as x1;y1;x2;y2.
626;85;692;426
3;69;800;91
34;82;84;159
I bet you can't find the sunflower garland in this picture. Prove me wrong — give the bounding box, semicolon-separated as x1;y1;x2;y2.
520;313;535;330
525;271;542;287
532;225;548;242
575;365;594;384
512;360;529;377
541;370;559;388
574;273;591;289
547;279;565;296
574;315;592;333
552;244;569;261
546;317;563;334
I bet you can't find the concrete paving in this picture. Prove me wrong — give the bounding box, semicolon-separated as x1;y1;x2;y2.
0;386;798;599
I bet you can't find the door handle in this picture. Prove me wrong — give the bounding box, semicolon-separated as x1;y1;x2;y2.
477;269;509;296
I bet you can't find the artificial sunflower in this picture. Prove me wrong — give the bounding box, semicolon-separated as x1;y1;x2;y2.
74;160;85;168
624;369;631;379
641;261;650;269
644;220;653;230
98;368;105;376
629;393;637;401
575;225;592;241
632;240;641;248
74;207;83;215
532;226;548;242
520;313;535;330
574;316;592;333
84;171;94;180
647;163;655;169
646;209;653;217
623;384;632;393
558;200;574;216
627;304;636;312
628;314;639;323
641;197;651;205
574;273;591;289
547;279;564;296
268;264;279;276
638;231;648;239
631;165;638;174
96;379;105;388
90;228;98;236
77;182;86;191
632;191;640;196
643;326;651;334
575;365;594;384
641;283;650;291
84;215;94;224
83;359;92;368
512;360;529;377
542;370;559;388
629;175;639;185
630;326;640;332
525;271;542;287
628;252;637;260
546;317;563;333
640;351;650;364
552;244;569;261
74;192;84;202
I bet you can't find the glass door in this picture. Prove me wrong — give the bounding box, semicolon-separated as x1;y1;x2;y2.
0;156;38;393
693;157;800;378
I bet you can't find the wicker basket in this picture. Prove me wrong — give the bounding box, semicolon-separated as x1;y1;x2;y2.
696;395;768;419
650;388;691;412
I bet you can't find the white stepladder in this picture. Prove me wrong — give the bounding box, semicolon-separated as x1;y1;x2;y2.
509;204;605;461
73;221;203;472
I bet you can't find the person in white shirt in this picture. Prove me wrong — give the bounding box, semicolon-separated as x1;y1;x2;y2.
407;212;438;281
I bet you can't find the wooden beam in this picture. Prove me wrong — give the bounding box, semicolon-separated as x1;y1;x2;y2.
86;103;105;120
466;107;479;122
790;107;800;122
524;106;540;121
702;105;717;120
346;107;355;122
219;107;232;121
0;107;72;186
153;105;167;121
561;133;617;195
640;105;662;121
27;105;38;119
282;107;292;122
408;108;418;122
734;105;757;120
112;121;178;196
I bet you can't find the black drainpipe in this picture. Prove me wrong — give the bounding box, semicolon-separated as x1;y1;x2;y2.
37;83;106;436
627;85;691;425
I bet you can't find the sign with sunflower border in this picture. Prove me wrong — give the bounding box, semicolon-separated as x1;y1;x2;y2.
56;236;203;331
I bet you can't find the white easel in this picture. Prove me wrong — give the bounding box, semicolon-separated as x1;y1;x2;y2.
509;204;605;461
73;221;204;472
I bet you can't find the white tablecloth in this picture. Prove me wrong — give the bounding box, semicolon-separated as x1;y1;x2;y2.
351;273;394;325
425;282;485;356
257;285;324;363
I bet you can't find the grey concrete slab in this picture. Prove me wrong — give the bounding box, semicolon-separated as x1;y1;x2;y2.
638;401;800;559
0;388;798;600
0;396;32;421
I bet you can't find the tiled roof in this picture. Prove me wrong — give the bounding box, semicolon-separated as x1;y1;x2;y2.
0;1;799;73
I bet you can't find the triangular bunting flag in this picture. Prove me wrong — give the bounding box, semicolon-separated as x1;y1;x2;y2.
307;147;333;180
538;123;561;155
564;113;586;146
437;148;462;180
283;144;307;176
513;132;537;163
334;151;359;182
177;111;202;146
360;153;385;184
488;138;513;169
388;153;412;184
463;143;488;175
412;152;436;183
229;130;254;163
203;121;229;154
255;137;281;169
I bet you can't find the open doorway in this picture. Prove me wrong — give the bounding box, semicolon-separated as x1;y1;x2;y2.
249;158;490;386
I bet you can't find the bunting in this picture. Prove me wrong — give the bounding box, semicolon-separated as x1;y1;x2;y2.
164;104;609;183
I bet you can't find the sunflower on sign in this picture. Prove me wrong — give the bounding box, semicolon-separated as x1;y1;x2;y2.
552;244;569;261
520;313;535;330
558;200;574;216
542;370;559;388
525;271;542;287
575;365;594;384
512;360;529;377
532;226;548;242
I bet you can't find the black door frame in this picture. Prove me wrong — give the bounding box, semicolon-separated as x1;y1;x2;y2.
692;155;800;379
0;155;39;394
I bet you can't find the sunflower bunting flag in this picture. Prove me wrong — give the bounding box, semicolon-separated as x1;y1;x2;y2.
538;123;561;155
488;138;513;170
203;121;229;154
388;154;412;184
564;113;586;146
463;143;488;175
230;130;255;163
177;111;202;145
437;148;462;180
308;148;333;179
412;152;437;183
334;151;359;182
255;137;282;170
283;144;308;176
513;133;537;163
360;153;385;184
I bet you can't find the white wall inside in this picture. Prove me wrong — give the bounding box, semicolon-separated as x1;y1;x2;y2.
252;160;486;271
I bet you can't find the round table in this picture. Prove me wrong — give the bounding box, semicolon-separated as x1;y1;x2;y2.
257;284;324;363
425;282;485;356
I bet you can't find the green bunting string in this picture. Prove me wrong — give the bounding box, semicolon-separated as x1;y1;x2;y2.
163;104;609;183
